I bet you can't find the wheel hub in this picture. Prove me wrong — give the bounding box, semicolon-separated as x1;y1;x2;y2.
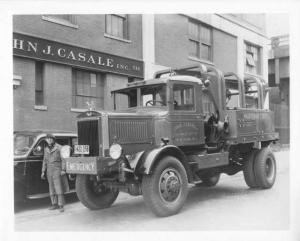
159;169;181;202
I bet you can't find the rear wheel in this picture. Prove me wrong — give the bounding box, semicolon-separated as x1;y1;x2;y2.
75;174;119;210
243;149;259;188
142;156;188;217
253;148;276;189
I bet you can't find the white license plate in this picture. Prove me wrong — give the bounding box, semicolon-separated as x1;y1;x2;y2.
74;145;89;154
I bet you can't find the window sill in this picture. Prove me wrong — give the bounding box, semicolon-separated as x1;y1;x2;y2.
34;105;48;111
104;33;131;43
70;108;87;113
42;16;79;29
188;56;214;66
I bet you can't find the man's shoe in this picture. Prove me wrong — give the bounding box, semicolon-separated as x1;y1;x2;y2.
49;205;58;210
58;206;64;212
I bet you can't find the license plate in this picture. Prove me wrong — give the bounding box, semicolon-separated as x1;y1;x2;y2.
74;145;89;155
66;161;96;173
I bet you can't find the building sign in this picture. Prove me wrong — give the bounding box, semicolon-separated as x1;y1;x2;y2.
13;33;144;78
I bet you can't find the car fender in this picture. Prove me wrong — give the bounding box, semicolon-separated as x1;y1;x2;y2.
133;145;192;182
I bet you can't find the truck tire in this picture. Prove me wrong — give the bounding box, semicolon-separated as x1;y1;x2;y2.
75;174;119;210
243;149;259;188
142;156;188;217
253;148;276;189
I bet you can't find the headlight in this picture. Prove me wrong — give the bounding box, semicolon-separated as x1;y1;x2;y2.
109;143;122;160
60;145;71;159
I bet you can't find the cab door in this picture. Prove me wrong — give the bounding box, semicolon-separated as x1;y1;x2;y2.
168;81;205;146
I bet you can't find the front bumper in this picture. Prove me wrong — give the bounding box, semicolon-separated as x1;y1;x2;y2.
65;156;118;175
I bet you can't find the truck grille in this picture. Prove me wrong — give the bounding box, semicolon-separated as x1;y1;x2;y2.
109;118;153;144
77;119;100;156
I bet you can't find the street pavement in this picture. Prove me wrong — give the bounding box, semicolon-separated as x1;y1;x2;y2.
14;151;289;231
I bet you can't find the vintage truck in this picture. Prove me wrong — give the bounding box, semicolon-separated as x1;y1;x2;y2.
63;64;278;217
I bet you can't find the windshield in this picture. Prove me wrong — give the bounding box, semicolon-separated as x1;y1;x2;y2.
14;134;36;156
114;84;167;110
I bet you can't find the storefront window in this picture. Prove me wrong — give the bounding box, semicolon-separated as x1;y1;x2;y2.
188;20;212;61
105;14;129;39
72;69;104;110
35;62;44;106
245;42;261;75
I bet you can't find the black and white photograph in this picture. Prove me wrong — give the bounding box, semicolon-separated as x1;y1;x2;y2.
1;1;300;241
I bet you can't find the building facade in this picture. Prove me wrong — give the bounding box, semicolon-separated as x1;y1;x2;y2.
268;35;290;144
13;14;268;132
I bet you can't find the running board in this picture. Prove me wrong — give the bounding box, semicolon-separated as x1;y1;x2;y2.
27;189;76;199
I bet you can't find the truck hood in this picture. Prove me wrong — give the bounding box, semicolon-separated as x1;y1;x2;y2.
78;107;168;118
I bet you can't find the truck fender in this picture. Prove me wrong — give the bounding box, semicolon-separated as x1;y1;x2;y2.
134;145;192;182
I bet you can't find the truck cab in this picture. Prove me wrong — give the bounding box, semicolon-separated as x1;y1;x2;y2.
65;64;278;217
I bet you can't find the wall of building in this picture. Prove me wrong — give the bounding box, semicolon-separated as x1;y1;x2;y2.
13;14;143;60
154;14;190;68
14;57;78;132
268;36;290;144
212;29;237;73
153;14;238;74
13;14;143;132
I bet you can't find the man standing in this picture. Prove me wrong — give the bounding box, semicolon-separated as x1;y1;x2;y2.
41;134;69;212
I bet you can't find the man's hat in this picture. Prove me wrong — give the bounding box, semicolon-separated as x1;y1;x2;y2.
45;133;56;141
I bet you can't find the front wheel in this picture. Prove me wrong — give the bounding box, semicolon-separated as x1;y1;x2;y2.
75;174;119;210
142;156;188;217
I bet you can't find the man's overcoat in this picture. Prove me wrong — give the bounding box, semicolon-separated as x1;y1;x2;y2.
42;143;69;195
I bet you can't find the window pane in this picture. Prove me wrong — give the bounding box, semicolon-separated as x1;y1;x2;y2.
46;15;75;24
246;52;255;66
200;25;211;44
244;43;260;74
106;15;112;35
35;62;43;91
35;62;44;105
200;44;210;61
73;69;104;109
173;84;195;111
189;40;199;58
35;91;43;105
188;21;199;40
118;17;124;38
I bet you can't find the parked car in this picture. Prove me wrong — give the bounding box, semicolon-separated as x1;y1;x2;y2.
14;130;77;203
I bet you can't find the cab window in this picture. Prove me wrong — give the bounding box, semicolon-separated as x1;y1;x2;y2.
173;84;195;111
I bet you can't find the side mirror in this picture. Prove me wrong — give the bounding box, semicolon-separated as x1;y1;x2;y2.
33;145;43;156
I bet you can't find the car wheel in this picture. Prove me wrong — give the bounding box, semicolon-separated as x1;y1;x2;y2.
75;174;119;210
243;149;259;188
253;147;277;189
142;156;188;217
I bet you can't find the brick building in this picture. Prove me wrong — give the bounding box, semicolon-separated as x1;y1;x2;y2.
13;14;269;132
268;35;290;144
